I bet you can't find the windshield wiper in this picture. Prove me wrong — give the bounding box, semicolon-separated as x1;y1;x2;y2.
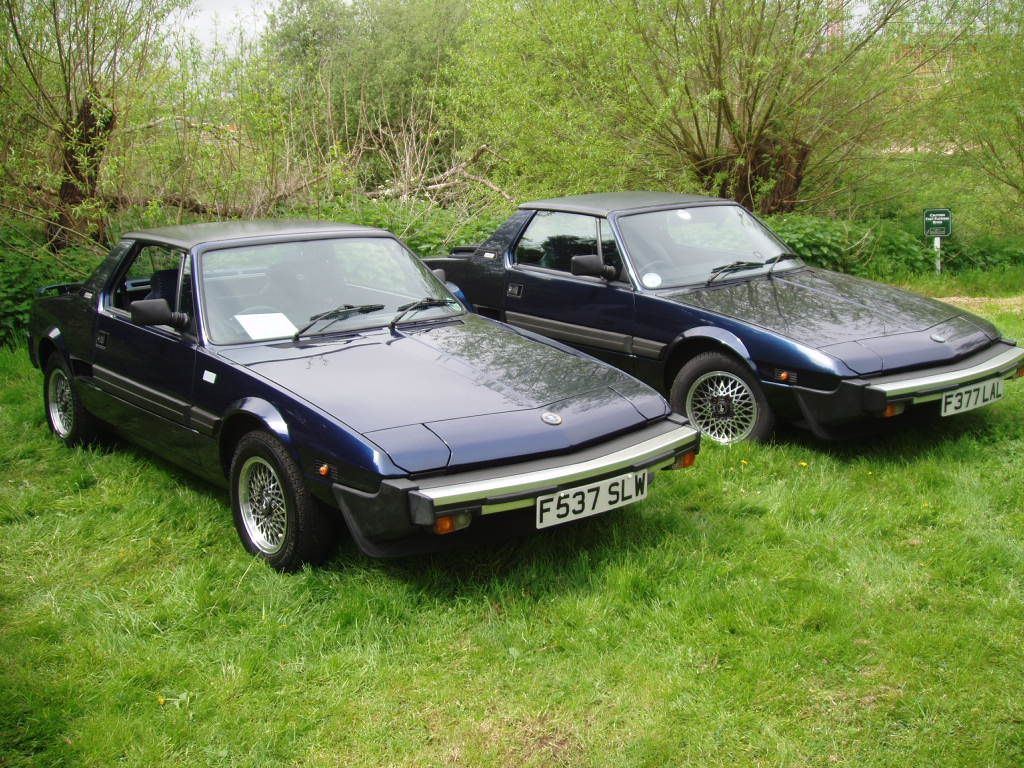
388;297;457;333
765;250;797;280
292;303;385;340
706;256;785;286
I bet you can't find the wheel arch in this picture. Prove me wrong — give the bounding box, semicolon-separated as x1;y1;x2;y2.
663;327;755;392
218;398;291;478
35;327;66;370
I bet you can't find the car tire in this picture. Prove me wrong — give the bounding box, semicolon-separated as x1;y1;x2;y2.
43;355;98;446
229;431;336;571
670;351;775;444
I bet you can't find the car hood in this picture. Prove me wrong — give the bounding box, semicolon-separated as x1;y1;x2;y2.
220;315;668;472
663;267;999;373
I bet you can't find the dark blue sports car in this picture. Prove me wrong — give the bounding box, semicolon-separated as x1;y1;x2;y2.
28;221;699;570
427;193;1024;443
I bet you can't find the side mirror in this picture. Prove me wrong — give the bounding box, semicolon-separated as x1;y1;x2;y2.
431;268;447;283
130;298;189;330
571;253;618;280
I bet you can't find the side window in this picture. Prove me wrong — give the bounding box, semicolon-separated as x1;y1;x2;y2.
110;244;185;314
599;219;623;278
514;212;599;273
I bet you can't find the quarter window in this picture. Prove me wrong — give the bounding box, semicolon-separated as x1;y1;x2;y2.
110;244;188;317
515;212;599;273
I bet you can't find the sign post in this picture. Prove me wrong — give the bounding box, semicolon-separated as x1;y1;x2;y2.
924;208;952;274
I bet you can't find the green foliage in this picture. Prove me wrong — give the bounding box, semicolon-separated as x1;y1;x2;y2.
771;211;1024;280
942;2;1024;202
0;226;97;348
287;197;510;257
447;0;961;214
770;214;934;279
0;237;48;349
932;233;1024;272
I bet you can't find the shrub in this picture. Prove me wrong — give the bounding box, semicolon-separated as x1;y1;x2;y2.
0;226;98;348
768;215;932;279
288;197;510;257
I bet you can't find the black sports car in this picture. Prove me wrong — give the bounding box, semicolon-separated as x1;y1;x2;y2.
428;192;1024;443
28;220;700;570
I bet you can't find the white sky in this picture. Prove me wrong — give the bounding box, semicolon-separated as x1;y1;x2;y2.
175;0;269;47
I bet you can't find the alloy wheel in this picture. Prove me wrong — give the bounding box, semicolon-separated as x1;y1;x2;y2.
685;370;758;444
47;368;74;438
238;456;288;554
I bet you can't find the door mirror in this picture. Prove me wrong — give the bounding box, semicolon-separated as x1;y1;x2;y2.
130;298;189;330
571;253;618;280
431;267;447;283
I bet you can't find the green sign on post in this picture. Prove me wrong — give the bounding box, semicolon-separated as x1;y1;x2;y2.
924;208;951;274
924;208;952;238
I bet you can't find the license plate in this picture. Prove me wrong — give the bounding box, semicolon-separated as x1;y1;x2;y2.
940;378;1004;416
536;471;648;530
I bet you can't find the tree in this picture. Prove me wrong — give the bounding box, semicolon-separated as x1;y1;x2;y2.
948;1;1024;203
0;0;184;247
449;0;967;213
265;0;470;190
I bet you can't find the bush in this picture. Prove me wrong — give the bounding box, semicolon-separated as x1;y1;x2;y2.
768;215;936;279
0;226;98;348
930;234;1024;272
288;197;510;257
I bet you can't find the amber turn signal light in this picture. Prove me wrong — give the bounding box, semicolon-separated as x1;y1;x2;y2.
318;464;330;477
1016;366;1024;378
882;403;906;418
433;516;456;535
673;451;697;469
433;511;472;535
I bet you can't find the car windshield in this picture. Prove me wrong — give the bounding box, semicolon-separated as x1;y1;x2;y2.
615;205;802;289
199;236;459;344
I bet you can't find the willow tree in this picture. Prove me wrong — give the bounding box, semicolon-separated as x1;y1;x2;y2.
0;0;184;246
947;0;1024;204
450;0;968;213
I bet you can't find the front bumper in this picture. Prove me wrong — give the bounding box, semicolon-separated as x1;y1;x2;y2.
331;416;699;557
861;343;1024;406
788;341;1024;437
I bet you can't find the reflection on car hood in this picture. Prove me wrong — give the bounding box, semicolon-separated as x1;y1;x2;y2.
663;267;999;371
220;314;669;471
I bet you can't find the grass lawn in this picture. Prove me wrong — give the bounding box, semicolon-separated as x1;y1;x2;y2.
899;267;1024;301
2;302;1023;767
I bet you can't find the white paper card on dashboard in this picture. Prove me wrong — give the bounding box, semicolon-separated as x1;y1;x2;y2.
235;313;297;340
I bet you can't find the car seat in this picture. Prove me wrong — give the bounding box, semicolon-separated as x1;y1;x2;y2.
145;268;180;304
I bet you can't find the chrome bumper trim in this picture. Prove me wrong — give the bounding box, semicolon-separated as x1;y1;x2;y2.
866;346;1024;402
410;424;699;511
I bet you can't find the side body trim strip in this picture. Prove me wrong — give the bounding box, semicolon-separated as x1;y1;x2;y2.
505;311;665;359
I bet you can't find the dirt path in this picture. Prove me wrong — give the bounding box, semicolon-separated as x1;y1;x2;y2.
938;295;1024;312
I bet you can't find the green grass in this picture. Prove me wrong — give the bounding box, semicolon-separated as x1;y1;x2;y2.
898;266;1024;299
2;307;1024;767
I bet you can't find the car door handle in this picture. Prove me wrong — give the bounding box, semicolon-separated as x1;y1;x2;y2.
507;283;524;298
96;330;108;349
